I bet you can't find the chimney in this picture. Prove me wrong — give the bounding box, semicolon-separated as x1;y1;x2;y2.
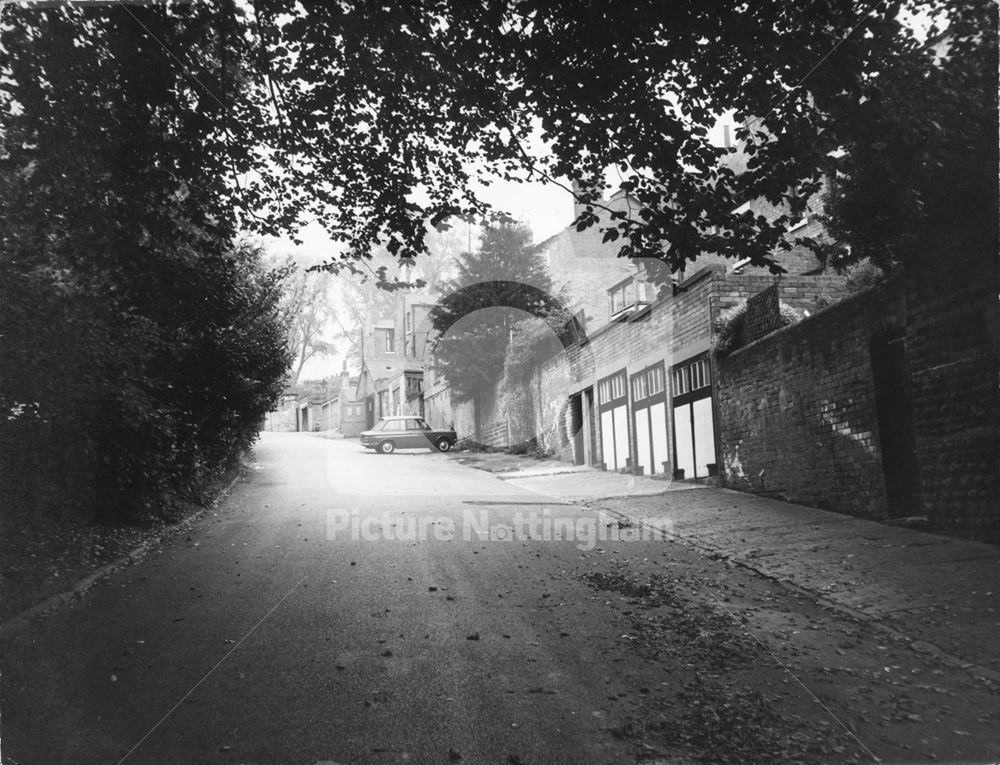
571;179;597;222
722;124;732;149
340;360;349;396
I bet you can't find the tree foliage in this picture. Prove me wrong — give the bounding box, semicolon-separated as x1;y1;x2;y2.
5;2;989;291
271;257;337;384
429;222;568;400
239;0;996;277
1;4;290;521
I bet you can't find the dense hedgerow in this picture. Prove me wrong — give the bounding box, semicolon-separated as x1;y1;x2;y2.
0;6;291;522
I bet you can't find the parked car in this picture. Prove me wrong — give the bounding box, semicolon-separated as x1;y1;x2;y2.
360;416;457;454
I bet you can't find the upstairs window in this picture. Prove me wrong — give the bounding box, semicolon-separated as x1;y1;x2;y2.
381;328;395;353
609;278;653;318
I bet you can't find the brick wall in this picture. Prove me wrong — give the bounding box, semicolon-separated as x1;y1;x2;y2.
904;260;1000;541
715;255;1000;542
716;283;907;519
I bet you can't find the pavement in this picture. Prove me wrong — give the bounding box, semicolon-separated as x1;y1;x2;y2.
457;450;1000;680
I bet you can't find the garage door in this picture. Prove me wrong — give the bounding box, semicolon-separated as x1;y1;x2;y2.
671;356;717;479
598;369;629;471
631;363;669;476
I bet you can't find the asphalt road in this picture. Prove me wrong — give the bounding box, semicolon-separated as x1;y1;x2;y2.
1;433;663;764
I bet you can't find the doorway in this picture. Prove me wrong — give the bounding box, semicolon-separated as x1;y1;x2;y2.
570;387;596;466
870;329;922;517
671;356;717;479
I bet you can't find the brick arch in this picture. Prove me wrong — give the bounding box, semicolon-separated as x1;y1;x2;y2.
431;281;586;349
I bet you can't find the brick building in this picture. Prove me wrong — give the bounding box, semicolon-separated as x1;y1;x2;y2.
442;177;848;480
534;189;641;332
322;367;366;436
356;294;436;427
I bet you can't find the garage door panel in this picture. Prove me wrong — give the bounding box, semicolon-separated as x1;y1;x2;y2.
600;410;617;469
612;406;629;471
692;397;716;476
633;410;650;475
674;402;694;478
650;402;668;475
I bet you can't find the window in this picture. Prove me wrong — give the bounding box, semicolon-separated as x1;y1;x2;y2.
406;375;423;399
632;374;648;401
631;363;665;403
599;370;627;405
649;366;664;396
610;285;626;315
598;379;611;405
611;373;625;399
383;328;396;353
609;278;652;317
672;358;711;397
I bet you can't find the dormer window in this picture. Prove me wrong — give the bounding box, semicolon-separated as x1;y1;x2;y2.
609;277;653;318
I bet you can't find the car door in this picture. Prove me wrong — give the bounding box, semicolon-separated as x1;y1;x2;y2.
405;418;429;448
414;418;437;448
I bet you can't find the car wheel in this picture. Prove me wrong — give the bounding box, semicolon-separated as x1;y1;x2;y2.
435;437;452;453
378;440;395;454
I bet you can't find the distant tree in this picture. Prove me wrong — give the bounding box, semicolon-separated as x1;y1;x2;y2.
275;261;337;384
331;249;408;370
429;221;566;400
288;376;341;402
410;223;465;294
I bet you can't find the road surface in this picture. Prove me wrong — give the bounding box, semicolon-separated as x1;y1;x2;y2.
1;433;668;764
3;432;997;764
